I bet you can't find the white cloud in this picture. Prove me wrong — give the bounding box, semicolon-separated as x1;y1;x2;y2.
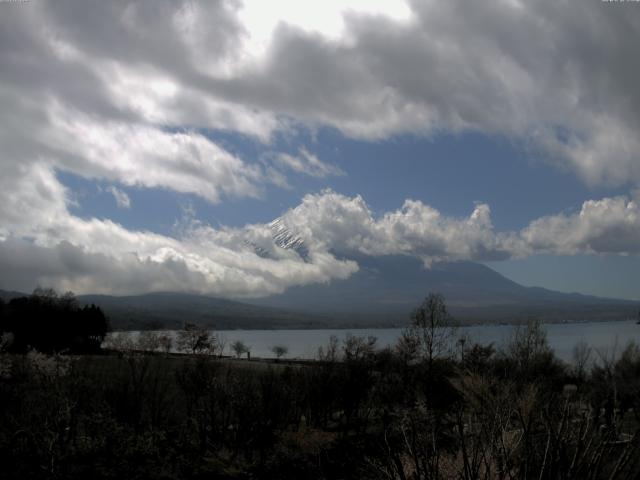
45;107;266;203
521;194;640;256
106;186;131;209
276;190;640;263
1;169;640;297
3;0;640;196
275;149;344;178
276;190;522;264
3;0;640;296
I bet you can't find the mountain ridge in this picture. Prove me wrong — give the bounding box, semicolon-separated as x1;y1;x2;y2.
243;256;637;324
1;258;636;329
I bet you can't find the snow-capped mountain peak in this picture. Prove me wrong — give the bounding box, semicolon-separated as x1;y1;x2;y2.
268;218;309;261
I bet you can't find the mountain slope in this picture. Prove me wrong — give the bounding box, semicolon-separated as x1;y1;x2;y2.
0;290;330;330
76;292;329;330
244;256;637;324
1;257;636;328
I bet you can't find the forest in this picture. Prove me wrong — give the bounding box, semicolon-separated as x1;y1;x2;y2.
0;288;108;354
0;292;639;479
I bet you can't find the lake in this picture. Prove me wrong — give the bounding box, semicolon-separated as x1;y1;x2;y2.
117;319;640;363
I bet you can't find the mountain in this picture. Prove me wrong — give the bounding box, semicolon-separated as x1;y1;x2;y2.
0;290;331;330
1;257;637;329
243;255;638;325
236;220;638;324
0;290;26;302
75;292;331;330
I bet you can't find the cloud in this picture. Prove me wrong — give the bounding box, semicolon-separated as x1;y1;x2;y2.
1;175;640;297
521;193;640;256
45;108;266;203
275;190;522;264
3;0;640;191
106;186;131;209
276;190;640;263
275;149;344;178
3;0;640;297
0;212;360;298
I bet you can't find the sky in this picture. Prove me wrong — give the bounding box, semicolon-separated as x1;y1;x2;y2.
1;0;640;300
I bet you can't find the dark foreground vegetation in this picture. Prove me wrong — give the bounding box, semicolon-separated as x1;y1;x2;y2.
1;293;640;479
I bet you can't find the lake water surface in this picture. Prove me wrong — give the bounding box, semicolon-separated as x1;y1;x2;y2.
122;319;640;362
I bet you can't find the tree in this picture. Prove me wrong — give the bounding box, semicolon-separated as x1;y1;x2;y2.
343;334;377;362
271;344;288;361
572;340;592;382
395;329;421;363
158;335;173;355
505;320;552;372
177;323;212;355
406;292;456;366
104;331;136;354
318;335;339;362
0;288;107;353
231;340;249;359
137;331;161;352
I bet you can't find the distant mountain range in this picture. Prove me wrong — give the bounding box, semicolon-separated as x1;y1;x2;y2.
1;256;637;330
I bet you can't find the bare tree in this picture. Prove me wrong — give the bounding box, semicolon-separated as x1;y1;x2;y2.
406;292;456;366
137;331;160;352
215;333;227;358
395;329;421;363
158;335;173;355
572;340;592;381
231;339;249;359
177;323;212;355
103;331;136;353
343;334;377;362
318;335;339;362
505;319;551;371
271;344;288;361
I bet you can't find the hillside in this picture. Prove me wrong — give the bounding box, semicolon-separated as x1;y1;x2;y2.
244;256;638;325
1;257;636;329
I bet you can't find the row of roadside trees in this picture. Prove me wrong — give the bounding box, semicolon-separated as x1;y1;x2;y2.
106;324;290;360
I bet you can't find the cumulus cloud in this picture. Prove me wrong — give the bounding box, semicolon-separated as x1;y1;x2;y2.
521;193;640;256
275;190;523;264
269;190;640;268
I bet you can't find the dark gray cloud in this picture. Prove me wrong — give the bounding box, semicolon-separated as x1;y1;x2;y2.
0;238;209;295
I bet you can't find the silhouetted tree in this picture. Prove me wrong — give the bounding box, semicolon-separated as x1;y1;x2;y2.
158;334;173;355
343;334;377;362
231;340;249;359
407;292;456;366
137;331;161;352
177;323;212;354
271;344;288;361
0;288;108;353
